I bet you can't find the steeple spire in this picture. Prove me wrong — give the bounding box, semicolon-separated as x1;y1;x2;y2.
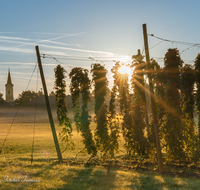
5;69;14;103
7;68;13;85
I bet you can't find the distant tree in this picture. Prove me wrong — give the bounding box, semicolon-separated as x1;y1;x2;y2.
37;89;44;96
195;54;200;136
14;90;38;106
69;67;97;156
163;48;185;161
49;91;55;96
0;93;3;99
54;65;73;150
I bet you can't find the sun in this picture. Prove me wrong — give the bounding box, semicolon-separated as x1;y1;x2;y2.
118;66;130;75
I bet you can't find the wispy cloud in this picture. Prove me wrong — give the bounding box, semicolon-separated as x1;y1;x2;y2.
0;36;31;41
41;50;69;56
0;45;70;56
39;43;115;55
0;32;132;60
46;31;88;40
0;36;86;49
0;62;36;65
0;46;34;53
0;38;115;56
0;32;15;34
16;31;88;48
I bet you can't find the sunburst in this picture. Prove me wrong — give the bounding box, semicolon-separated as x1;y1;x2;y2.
118;66;131;75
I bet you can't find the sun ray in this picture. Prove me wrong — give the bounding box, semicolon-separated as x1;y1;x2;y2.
93;76;108;83
132;76;182;119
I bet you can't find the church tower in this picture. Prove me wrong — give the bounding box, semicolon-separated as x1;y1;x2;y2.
5;69;14;103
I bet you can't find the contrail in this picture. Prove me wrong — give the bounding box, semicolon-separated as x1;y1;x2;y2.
0;33;132;59
0;36;30;41
16;31;88;48
0;39;115;55
0;44;69;56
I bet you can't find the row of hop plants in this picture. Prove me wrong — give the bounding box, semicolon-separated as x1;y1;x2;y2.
54;48;200;164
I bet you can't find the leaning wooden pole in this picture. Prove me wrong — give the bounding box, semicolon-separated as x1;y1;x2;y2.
35;45;63;164
142;24;163;173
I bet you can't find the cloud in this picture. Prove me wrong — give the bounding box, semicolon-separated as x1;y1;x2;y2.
0;62;49;71
0;36;31;41
38;40;86;47
0;46;34;53
0;45;70;56
39;43;115;55
0;39;115;56
0;62;36;65
0;32;15;34
0;33;132;60
41;50;69;56
0;31;115;55
0;32;87;47
14;31;89;47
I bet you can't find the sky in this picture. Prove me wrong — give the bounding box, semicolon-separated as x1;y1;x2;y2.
1;0;200;99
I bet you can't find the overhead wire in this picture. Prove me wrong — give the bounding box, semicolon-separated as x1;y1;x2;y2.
148;34;200;46
31;66;39;164
42;53;128;63
147;34;198;65
149;41;163;50
0;63;38;154
41;53;132;72
180;44;196;54
46;54;128;59
42;54;75;69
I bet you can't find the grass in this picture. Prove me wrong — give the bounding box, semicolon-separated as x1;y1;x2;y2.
0;122;200;189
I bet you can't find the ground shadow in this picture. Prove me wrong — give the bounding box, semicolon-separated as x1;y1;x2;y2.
45;166;117;190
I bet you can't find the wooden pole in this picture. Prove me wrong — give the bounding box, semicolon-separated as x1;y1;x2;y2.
35;45;63;164
136;49;150;137
142;24;163;173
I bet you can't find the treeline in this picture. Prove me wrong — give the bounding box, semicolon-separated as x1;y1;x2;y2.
40;48;200;163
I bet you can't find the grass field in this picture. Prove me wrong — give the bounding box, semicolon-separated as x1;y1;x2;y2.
0;122;200;190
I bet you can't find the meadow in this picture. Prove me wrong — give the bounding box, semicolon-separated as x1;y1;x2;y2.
0;122;200;189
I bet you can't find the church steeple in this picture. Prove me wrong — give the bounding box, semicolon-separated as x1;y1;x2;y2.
7;69;13;85
5;69;14;103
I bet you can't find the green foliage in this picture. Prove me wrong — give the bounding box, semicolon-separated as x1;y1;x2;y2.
14;90;42;106
131;101;148;156
180;65;195;120
180;64;195;157
91;63;109;154
108;85;120;158
163;48;185;161
149;60;165;151
195;54;200;135
191;135;200;164
69;67;97;156
131;53;148;156
111;62;130;112
54;65;73;150
111;62;134;155
49;52;200;163
131;52;146;103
